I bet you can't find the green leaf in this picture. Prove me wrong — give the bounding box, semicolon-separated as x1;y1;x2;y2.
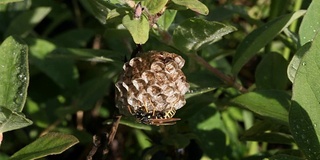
0;107;32;133
0;36;29;112
299;0;320;45
289;33;320;159
241;121;293;144
122;14;150;44
231;90;290;125
173;18;236;53
51;48;121;63
0;0;23;4
185;87;216;99
117;117;152;131
142;0;168;15
171;0;209;15
10;132;79;160
255;52;288;90
185;100;226;159
232;10;306;75
106;8;128;20
287;42;311;83
156;9;177;30
161;133;190;148
5;7;51;37
27;38;79;89
79;0;114;24
52;29;95;48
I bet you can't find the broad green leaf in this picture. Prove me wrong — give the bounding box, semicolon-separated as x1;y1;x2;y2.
231;90;290;125
0;0;23;4
287;42;311;83
51;48;120;63
156;9;177;30
27;38;79;89
173;18;236;53
106;8;128;20
171;0;209;15
122;14;150;44
255;52;288;90
289;33;320;159
0;107;32;133
142;0;168;15
5;7;51;37
189;104;226;159
10;132;79;160
299;0;320;45
232;10;306;75
0;36;29;112
134;129;152;148
52;29;95;48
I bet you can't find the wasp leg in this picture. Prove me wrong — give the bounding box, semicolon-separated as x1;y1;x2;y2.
150;118;181;126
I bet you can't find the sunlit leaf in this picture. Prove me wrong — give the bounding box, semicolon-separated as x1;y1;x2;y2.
231;90;290;125
299;0;320;45
287;42;311;83
0;107;32;133
142;0;168;15
0;36;29;112
0;0;23;4
171;0;209;15
122;14;150;44
289;32;320;159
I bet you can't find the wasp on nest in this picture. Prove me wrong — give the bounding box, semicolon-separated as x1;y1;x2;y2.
115;51;189;125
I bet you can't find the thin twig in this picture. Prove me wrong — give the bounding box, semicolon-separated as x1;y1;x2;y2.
104;115;122;155
87;135;101;160
190;53;248;93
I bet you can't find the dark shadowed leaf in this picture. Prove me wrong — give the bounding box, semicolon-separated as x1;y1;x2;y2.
10;132;79;160
232;10;306;75
173;18;236;53
5;7;51;37
27;38;79;90
255;52;288;90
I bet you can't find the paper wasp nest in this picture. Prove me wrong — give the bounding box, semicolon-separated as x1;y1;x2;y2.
115;51;189;125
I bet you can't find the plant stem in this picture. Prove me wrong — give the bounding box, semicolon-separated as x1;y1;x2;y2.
190;53;248;93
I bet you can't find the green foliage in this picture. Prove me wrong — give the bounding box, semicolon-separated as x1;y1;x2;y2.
0;0;319;160
10;132;79;160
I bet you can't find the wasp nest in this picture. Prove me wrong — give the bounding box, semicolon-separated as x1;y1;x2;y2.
115;51;189;125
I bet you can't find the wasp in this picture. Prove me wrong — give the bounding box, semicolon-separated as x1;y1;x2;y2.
133;107;180;126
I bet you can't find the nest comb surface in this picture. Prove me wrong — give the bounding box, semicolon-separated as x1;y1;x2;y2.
115;51;189;124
